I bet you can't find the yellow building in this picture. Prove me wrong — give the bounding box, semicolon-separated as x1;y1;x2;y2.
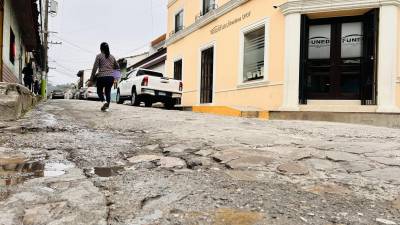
166;0;400;113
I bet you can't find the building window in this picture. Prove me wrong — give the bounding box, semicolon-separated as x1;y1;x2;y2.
10;28;15;64
242;25;266;83
175;10;184;32
174;59;183;80
203;0;216;15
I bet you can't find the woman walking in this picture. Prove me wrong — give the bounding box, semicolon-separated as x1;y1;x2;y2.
89;42;120;111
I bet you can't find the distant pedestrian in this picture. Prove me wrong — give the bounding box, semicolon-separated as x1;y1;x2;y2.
22;63;34;91
88;42;120;112
34;79;40;95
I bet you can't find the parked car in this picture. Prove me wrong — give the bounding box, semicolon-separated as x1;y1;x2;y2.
78;88;87;100
51;90;65;99
117;68;182;109
84;87;99;100
64;89;74;99
73;90;80;99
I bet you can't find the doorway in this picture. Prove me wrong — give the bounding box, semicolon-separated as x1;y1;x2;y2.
299;10;378;104
200;46;214;104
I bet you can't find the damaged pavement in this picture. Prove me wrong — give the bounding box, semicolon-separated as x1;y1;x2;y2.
0;100;399;225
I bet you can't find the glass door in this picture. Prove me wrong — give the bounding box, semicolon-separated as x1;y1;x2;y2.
305;17;365;100
338;22;363;99
306;24;333;99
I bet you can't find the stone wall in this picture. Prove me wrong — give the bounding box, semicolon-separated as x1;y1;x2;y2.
0;82;38;121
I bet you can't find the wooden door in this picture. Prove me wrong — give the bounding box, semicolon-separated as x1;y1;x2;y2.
174;59;182;80
200;47;214;104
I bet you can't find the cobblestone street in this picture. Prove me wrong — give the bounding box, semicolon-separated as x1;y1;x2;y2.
0;100;399;225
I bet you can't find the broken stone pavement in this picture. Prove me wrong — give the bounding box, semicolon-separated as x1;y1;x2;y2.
0;100;399;225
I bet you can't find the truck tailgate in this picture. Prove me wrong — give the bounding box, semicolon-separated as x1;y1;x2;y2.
147;76;181;93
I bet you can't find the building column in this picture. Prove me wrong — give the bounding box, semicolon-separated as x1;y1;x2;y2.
377;5;399;112
281;12;301;111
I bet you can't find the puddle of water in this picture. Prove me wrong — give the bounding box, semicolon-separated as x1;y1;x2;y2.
44;162;75;177
92;166;125;177
0;160;44;187
0;156;74;187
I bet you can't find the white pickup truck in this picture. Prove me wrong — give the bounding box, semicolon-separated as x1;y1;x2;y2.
116;68;182;109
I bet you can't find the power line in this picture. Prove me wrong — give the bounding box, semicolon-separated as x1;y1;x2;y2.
48;56;93;65
52;34;96;54
52;33;148;60
51;67;75;77
51;69;77;79
120;42;149;57
50;58;93;63
52;62;76;73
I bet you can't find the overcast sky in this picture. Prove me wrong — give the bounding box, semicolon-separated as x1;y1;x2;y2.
48;0;168;85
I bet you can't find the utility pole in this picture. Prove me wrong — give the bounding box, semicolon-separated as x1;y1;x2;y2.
41;0;49;99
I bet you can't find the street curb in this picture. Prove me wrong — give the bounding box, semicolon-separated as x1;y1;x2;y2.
269;110;400;128
177;105;269;120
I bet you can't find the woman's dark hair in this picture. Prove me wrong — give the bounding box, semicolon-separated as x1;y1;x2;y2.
100;42;110;58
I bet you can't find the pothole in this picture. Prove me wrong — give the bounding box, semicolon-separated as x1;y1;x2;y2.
0;160;44;186
86;166;125;177
44;162;75;177
0;154;75;187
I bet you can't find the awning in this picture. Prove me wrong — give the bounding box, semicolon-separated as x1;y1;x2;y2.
12;0;41;51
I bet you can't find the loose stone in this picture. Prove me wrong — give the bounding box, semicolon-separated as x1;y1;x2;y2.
326;152;362;162
158;157;186;169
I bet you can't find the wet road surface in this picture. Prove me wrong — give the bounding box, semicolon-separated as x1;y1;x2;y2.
0;100;399;225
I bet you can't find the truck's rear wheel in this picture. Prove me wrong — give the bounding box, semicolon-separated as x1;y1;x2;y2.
131;90;140;106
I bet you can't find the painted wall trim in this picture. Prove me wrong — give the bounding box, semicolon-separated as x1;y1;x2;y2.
173;6;185;33
166;0;250;46
218;81;284;94
173;56;184;81
238;17;270;86
281;12;302;111
181;81;284;94
279;0;400;15
376;5;399;112
197;41;217;105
